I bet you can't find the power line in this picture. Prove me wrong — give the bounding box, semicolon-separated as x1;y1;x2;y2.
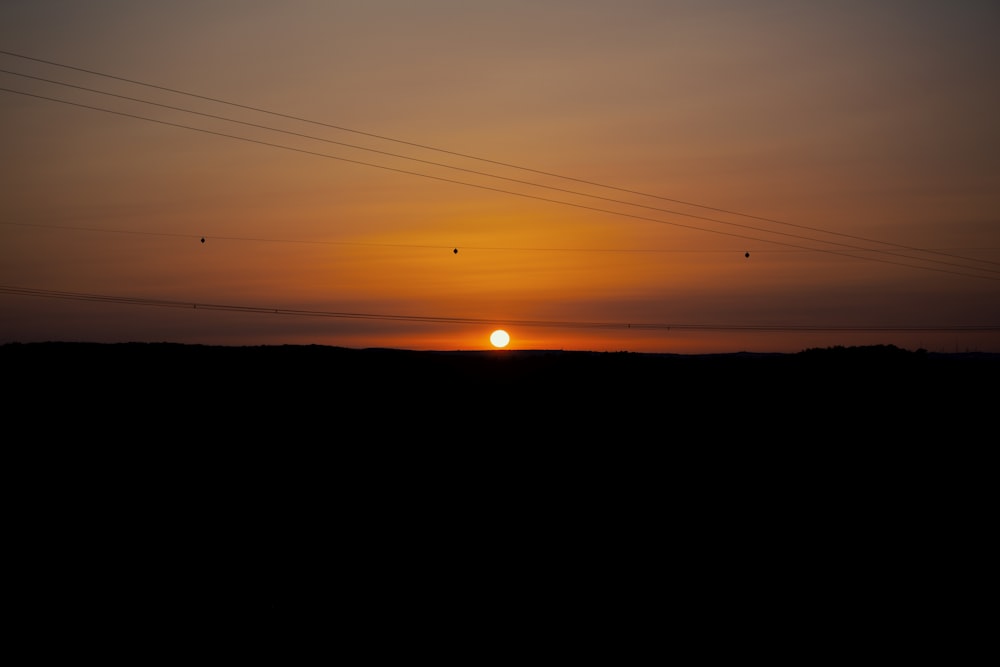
7;65;997;276
2;50;997;275
4;285;997;333
3;85;999;283
6;221;997;260
7;220;957;255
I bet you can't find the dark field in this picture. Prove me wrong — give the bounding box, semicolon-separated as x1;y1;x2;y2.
4;341;995;441
5;340;992;553
6;340;991;615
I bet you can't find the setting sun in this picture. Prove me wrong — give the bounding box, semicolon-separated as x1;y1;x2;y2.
490;329;510;348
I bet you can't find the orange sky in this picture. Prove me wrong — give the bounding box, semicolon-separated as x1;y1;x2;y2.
2;1;999;353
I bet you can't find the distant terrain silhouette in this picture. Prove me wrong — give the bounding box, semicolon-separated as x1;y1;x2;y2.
4;342;994;442
6;339;993;567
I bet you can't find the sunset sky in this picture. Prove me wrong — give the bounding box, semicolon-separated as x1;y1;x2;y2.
2;1;998;353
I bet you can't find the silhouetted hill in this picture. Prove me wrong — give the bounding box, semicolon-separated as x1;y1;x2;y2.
4;342;994;442
6;340;991;580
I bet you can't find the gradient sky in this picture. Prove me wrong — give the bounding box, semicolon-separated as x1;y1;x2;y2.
2;0;998;353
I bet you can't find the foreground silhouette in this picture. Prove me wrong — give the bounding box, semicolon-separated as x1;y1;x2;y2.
3;342;994;442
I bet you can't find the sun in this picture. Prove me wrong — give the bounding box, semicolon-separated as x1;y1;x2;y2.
490;329;510;348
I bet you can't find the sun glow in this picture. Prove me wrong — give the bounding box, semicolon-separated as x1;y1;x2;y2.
490;329;510;348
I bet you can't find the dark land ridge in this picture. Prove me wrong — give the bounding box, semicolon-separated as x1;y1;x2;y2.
3;342;995;440
6;341;993;579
